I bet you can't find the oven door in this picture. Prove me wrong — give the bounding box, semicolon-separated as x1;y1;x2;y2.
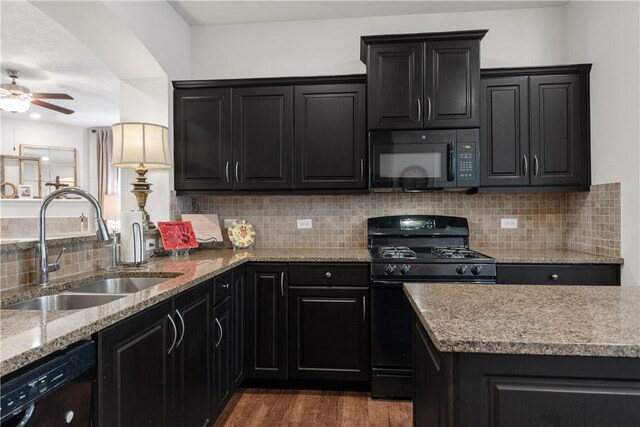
371;281;413;369
370;130;456;190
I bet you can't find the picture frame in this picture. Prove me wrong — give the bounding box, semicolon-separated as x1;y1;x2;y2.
157;221;199;251
18;184;33;199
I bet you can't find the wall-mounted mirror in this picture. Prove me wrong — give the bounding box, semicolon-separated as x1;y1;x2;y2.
20;145;76;198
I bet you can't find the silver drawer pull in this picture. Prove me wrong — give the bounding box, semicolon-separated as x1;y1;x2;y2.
325;272;331;279
550;274;559;280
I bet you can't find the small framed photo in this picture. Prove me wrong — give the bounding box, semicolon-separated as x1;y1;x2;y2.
18;184;33;199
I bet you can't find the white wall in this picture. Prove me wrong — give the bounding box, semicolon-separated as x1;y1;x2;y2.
566;1;640;286
191;6;567;79
0;117;89;191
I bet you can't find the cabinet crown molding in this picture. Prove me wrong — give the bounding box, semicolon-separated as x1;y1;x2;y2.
481;64;592;78
173;74;366;90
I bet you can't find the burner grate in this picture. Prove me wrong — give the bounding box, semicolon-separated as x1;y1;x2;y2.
432;246;481;259
378;246;417;259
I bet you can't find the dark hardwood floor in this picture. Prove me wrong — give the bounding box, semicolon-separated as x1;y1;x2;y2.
214;388;413;426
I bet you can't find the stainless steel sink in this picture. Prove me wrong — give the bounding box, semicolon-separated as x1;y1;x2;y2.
67;277;169;294
3;294;126;311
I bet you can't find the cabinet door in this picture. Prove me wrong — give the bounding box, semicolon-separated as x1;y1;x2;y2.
530;74;589;187
289;287;369;381
245;264;288;379
232;266;245;389
174;88;233;191
294;83;367;189
174;282;212;427
425;39;480;128
213;299;232;418
98;300;173;427
233;86;294;190
480;76;530;187
367;43;423;130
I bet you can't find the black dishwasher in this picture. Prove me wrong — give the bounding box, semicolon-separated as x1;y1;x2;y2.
1;340;95;427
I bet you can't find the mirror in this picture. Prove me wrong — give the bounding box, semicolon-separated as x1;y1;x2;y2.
20;145;76;198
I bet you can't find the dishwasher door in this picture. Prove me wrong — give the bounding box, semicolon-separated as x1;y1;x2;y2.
1;341;95;427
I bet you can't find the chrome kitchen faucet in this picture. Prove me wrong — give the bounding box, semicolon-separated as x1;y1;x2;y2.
38;188;110;287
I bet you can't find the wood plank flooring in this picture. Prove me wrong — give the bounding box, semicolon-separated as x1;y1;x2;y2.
214;388;413;427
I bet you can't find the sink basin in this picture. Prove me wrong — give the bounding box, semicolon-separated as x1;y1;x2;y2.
3;294;126;311
67;277;169;294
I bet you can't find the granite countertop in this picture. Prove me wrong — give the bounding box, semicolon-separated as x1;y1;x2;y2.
404;283;640;358
476;248;623;264
0;247;370;376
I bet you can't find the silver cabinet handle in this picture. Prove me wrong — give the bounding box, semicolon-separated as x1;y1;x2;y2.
417;98;421;119
175;310;185;348
523;155;528;177
225;161;230;183
362;296;366;322
215;318;223;348
550;274;559;281
280;272;284;297
167;314;177;354
427;97;432;120
533;155;539;177
325;272;331;278
360;158;364;182
235;162;239;182
223;283;229;289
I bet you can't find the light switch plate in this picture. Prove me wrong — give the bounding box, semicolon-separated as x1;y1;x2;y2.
224;218;238;228
501;218;518;229
297;219;313;229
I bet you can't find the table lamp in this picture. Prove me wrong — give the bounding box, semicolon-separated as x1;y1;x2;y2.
111;122;170;230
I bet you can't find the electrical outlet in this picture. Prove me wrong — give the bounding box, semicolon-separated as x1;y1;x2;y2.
296;219;313;229
224;218;238;228
501;218;518;229
145;238;156;251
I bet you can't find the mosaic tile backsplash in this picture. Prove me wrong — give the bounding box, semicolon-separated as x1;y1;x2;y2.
176;183;620;255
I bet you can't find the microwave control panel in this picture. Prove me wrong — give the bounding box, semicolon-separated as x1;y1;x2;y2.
455;129;480;187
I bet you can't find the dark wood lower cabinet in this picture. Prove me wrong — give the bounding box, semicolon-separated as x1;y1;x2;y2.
288;287;369;381
213;298;232;418
231;266;245;388
97;300;174;427
412;316;640;427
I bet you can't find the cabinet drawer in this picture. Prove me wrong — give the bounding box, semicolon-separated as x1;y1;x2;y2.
213;271;233;305
496;264;620;286
288;263;369;286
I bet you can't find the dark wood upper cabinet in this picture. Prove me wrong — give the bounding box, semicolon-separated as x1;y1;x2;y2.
245;264;288;380
174;88;232;191
367;43;423;130
97;300;174;427
233;86;294;190
479;65;591;191
294;83;367;189
481;76;529;187
425;39;480;128
362;30;487;131
530;74;589;187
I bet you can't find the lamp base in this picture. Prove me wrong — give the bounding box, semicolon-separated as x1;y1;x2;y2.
131;163;156;230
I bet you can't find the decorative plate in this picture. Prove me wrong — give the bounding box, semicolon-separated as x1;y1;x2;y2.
227;219;256;249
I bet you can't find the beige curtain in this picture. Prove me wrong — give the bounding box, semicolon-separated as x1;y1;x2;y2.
96;129;119;206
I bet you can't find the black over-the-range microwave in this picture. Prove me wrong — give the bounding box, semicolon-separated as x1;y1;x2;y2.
369;129;480;191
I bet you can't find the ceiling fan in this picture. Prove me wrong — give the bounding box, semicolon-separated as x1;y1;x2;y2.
0;69;74;115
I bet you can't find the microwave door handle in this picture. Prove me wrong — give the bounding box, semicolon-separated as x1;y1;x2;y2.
447;142;455;181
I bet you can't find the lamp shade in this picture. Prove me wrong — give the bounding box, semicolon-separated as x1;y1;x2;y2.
111;122;171;169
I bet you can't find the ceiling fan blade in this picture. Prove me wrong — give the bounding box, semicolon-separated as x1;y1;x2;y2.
32;99;74;115
32;93;74;100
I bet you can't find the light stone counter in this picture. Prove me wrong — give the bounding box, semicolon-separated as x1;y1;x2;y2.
477;248;623;264
404;283;640;358
0;248;370;376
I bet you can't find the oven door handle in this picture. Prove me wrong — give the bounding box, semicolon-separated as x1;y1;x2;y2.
447;141;456;182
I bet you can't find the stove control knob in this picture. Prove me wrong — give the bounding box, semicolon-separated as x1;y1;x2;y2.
471;265;483;275
385;265;396;275
400;264;411;275
456;265;468;275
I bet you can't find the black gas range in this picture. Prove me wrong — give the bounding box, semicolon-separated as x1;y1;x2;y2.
368;215;496;399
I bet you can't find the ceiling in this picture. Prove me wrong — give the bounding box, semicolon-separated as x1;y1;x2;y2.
169;0;567;26
0;1;119;128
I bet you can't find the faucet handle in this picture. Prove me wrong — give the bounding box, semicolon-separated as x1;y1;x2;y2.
48;247;67;272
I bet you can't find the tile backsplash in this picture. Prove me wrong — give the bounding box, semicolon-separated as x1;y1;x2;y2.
175;182;620;255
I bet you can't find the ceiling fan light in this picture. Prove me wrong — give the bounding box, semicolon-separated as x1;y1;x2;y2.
0;94;31;113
